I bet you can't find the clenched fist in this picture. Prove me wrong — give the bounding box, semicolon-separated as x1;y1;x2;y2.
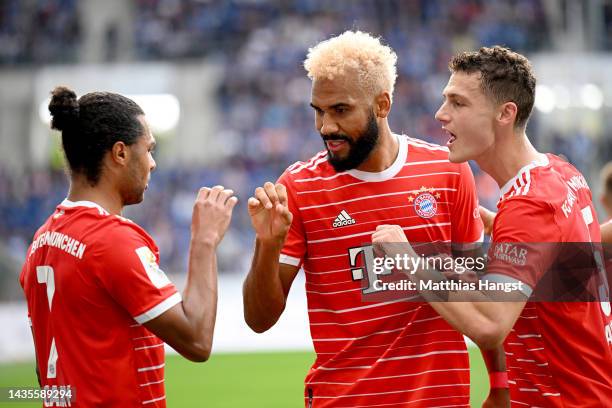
248;182;293;245
371;224;416;259
192;185;238;246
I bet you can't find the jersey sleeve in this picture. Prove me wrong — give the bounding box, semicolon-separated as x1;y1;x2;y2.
96;224;181;324
19;257;27;289
277;170;307;268
450;162;484;243
485;198;560;292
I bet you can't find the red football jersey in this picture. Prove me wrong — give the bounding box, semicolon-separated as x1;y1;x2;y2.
279;135;484;407
20;200;181;407
486;154;612;407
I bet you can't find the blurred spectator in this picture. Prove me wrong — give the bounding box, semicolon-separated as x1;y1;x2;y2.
0;0;80;65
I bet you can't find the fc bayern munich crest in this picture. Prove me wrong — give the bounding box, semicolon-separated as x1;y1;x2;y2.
409;187;440;219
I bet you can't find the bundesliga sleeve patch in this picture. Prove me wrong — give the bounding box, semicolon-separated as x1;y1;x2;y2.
135;246;171;289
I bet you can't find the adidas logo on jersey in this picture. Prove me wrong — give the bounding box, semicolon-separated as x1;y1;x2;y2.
333;210;356;228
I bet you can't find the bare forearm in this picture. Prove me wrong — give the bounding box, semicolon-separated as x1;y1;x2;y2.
398;260;522;348
482;346;506;372
181;240;218;356
427;299;505;348
144;186;236;362
602;222;612;245
481;346;511;407
243;238;287;332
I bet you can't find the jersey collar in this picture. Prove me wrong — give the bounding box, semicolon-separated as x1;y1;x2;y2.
499;154;550;197
346;134;407;182
59;199;110;215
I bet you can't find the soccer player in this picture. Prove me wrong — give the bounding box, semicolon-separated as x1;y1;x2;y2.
242;31;506;407
20;87;237;407
481;203;612;247
373;46;612;406
480;159;612;240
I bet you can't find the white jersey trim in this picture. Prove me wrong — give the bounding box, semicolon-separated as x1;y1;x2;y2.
308;222;451;244
279;253;301;266
60;199;109;215
406;136;450;151
319;394;468;407
309;298;407;314
500;154;549;197
297;172;460;195
134;292;182;324
137;362;165;372
299;188;457;210
139;378;165;387
290;151;328;175
142;395;166;405
310;382;469;399
345;134;407;182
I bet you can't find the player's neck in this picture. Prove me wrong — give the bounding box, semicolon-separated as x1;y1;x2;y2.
354;122;398;173
476;130;545;189
67;176;124;215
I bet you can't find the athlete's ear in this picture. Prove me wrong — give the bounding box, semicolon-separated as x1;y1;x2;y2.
111;141;129;166
374;91;391;119
498;102;518;127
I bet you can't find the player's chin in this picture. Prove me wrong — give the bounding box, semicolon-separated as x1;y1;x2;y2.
126;190;146;206
448;153;464;163
447;144;470;164
327;147;350;160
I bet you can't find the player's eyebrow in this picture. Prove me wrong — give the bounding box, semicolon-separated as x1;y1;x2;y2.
443;92;461;99
310;102;350;110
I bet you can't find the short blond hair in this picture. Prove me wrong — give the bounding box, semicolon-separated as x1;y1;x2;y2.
303;30;398;100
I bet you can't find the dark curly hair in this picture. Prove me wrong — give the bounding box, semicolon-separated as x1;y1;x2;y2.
449;46;536;128
48;86;144;185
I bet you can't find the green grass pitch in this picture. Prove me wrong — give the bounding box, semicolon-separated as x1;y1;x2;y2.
0;348;488;407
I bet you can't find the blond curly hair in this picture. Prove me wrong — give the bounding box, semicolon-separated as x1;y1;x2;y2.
304;30;398;100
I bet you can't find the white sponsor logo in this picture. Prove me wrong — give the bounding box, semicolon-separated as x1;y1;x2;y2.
605;321;612;345
601;301;611;317
493;243;528;266
561;174;589;218
332;210;356;228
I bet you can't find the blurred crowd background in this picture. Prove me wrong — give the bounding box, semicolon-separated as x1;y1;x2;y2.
1;0;611;300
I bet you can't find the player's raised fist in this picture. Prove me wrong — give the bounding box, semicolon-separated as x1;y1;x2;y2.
192;185;238;246
248;182;293;244
371;224;416;260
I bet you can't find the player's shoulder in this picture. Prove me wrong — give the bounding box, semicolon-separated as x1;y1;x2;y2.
494;190;559;243
403;135;467;170
58;202;156;251
280;149;335;185
99;214;155;248
405;136;450;160
497;155;565;219
501;154;581;205
403;136;470;176
497;194;551;221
